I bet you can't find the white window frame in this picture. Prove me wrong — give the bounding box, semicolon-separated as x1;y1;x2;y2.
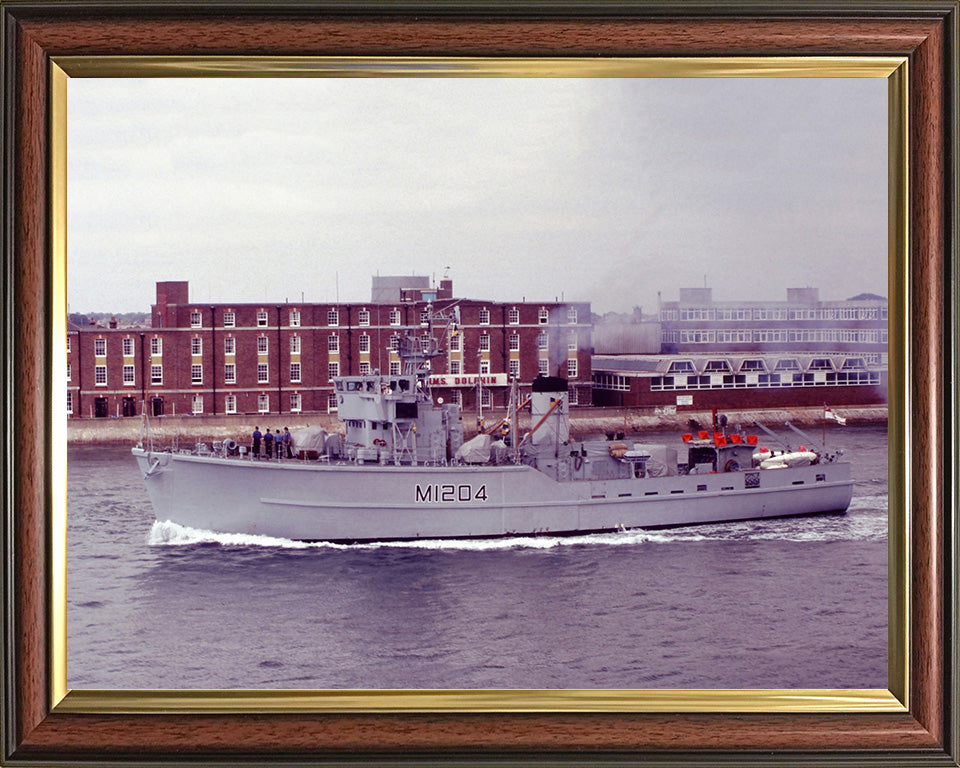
327;309;340;327
191;337;202;355
258;394;270;413
290;335;301;354
151;364;163;384
122;364;135;385
150;337;162;355
223;311;236;328
257;311;268;327
122;338;134;356
449;360;461;375
508;359;520;378
289;310;301;327
66;363;72;381
290;362;302;383
289;393;302;413
567;307;578;324
479;359;490;374
478;308;490;325
191;364;203;384
327;393;338;413
389;361;401;376
257;336;269;354
190;310;202;328
508;307;520;325
389;308;401;326
94;364;107;385
359;334;370;353
257;363;269;384
538;308;549;324
225;394;237;414
94;338;106;357
328;361;340;380
328;335;339;352
191;394;203;414
224;363;236;384
509;333;520;351
478;334;490;351
359;361;371;375
567;358;579;379
67;391;73;414
538;359;550;376
224;336;236;355
358;309;370;326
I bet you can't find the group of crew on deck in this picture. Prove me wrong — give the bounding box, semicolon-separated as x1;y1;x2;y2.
250;426;294;459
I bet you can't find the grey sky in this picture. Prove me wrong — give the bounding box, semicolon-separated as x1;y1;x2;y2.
67;76;887;315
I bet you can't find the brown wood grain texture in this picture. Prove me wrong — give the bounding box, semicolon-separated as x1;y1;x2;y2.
14;24;51;748
7;8;952;761
908;14;945;747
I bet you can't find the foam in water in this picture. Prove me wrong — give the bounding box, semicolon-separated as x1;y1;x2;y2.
148;505;886;552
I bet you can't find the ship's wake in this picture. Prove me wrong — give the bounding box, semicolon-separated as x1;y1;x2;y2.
147;502;887;552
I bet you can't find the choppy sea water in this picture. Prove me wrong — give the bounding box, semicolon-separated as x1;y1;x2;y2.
67;424;888;690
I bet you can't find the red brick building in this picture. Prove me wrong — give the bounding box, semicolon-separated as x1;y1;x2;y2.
67;279;592;419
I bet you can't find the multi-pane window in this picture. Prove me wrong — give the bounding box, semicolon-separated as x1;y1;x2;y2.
66;336;72;353
258;394;270;413
480;388;491;407
449;360;461;375
66;363;72;381
67;391;73;414
257;363;269;384
508;308;520;324
568;333;578;351
419;310;430;325
509;333;520;351
225;395;236;414
479;359;490;374
537;333;548;350
389;308;401;326
223;311;236;327
538;308;549;324
327;393;338;412
94;365;107;385
327;309;339;326
289;393;301;413
478;334;490;351
328;362;340;380
449;333;461;351
150;337;162;355
224;364;236;384
567;359;579;379
123;365;135;385
257;336;269;354
359;361;371;375
328;335;339;352
389;361;401;376
289;310;301;327
224;337;236;355
290;335;301;354
190;310;202;328
390;335;401;352
508;359;520;378
256;311;269;327
94;338;106;356
478;308;490;325
359;334;370;353
191;364;203;384
122;338;134;356
358;309;370;326
191;394;203;414
151;365;163;384
191;337;202;355
568;387;579;405
538;359;550;376
420;335;432;353
567;307;578;323
290;362;302;383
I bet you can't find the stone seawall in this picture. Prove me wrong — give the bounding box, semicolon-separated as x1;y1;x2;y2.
68;404;887;445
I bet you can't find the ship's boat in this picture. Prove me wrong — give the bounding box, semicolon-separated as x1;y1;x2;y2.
132;306;853;543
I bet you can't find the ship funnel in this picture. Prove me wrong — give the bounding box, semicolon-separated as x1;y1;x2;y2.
529;376;569;450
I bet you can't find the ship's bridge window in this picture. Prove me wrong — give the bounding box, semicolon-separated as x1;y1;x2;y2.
704;360;730;372
398;379;411;392
335;381;344;392
740;359;766;372
346;381;363;391
841;358;867;370
667;361;695;374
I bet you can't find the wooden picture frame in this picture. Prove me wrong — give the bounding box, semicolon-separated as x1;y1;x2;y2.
3;2;957;764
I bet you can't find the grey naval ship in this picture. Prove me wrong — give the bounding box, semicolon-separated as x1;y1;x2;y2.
133;306;853;543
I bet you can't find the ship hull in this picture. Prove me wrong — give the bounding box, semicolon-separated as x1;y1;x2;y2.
132;448;853;542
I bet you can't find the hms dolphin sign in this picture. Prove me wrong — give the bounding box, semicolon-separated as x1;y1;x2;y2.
427;374;509;387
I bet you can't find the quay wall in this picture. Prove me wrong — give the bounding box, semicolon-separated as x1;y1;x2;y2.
68;404;887;445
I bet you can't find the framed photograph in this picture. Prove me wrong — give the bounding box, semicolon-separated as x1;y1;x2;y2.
3;2;957;765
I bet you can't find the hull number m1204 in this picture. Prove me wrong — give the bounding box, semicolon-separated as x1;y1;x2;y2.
416;484;488;503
